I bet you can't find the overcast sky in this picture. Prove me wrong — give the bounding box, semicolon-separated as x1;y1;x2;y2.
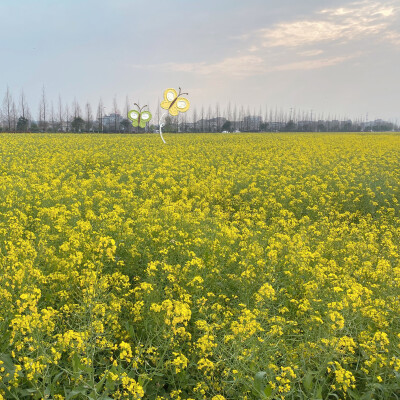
1;0;399;122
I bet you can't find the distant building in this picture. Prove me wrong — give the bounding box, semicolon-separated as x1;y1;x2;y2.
196;117;227;132
269;121;286;131
243;115;262;131
101;113;123;131
361;119;394;131
297;120;313;127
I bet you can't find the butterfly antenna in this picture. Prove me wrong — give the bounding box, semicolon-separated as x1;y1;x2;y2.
178;87;189;96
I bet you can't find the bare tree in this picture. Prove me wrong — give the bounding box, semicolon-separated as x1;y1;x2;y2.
39;85;48;131
73;98;81;119
85;102;92;132
124;95;131;133
58;95;63;131
26;107;32;130
215;103;221;132
239;105;245;131
146;99;151;133
50;101;56;132
65;104;70;132
233;104;237;132
156;97;160;131
264;106;268;126
269;109;273;130
2;86;13;132
226;102;232;124
326;113;331;131
192;107;197;132
124;95;130;117
182;112;188;132
279;108;284;128
200;106;205;132
96;99;104;133
245;106;251;131
37;103;42;131
19;90;29;119
112;97;119;132
207;105;212;132
11;100;17;132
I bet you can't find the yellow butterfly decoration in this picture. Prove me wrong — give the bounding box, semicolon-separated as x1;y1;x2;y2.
160;87;190;116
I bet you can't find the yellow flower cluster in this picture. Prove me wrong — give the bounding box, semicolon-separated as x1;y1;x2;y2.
328;361;356;393
0;132;399;399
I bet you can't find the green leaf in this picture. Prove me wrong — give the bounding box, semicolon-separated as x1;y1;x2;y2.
98;395;114;400
254;371;270;399
95;372;108;392
14;389;37;398
360;391;375;400
52;371;65;384
263;384;273;397
23;388;38;393
303;371;313;393
105;377;116;392
66;386;88;399
0;353;15;374
151;371;165;377
125;322;135;338
71;353;93;375
347;387;361;399
72;353;81;374
315;384;323;399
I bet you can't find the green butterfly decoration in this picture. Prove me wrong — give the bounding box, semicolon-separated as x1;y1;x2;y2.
128;103;152;128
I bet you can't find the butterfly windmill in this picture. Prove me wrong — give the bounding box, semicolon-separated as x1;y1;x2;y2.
159;87;190;144
128;103;152;131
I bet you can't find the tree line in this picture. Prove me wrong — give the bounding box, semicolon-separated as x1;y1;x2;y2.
1;86;398;133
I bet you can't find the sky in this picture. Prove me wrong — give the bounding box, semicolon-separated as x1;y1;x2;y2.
1;0;400;122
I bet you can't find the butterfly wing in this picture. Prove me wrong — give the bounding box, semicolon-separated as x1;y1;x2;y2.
168;103;179;116
176;97;190;113
128;110;140;127
161;88;177;110
139;111;152;128
169;97;190;116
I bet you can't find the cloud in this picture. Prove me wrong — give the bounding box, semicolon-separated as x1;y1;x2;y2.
298;49;324;57
259;1;399;47
383;31;400;45
320;3;395;18
132;1;399;78
137;53;357;78
196;55;266;76
136;56;266;77
270;55;358;72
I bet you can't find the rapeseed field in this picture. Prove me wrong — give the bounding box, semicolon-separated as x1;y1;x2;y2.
0;132;399;399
